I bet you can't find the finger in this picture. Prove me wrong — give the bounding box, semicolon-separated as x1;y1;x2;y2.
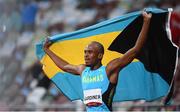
45;37;50;43
142;8;152;15
142;11;147;17
143;8;147;12
148;13;152;18
46;38;52;45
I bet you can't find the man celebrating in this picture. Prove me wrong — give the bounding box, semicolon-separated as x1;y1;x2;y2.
43;11;152;111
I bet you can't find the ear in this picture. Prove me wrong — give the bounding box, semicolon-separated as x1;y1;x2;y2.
98;53;103;59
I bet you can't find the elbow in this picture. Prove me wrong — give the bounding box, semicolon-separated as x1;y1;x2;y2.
60;64;70;72
61;67;67;72
132;47;140;56
55;63;68;72
61;66;69;72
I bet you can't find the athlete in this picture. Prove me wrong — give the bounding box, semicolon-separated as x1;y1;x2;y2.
43;11;152;111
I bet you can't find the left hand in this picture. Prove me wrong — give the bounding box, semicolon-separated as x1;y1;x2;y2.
142;11;152;22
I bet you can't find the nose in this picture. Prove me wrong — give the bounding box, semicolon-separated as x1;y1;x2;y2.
85;53;88;58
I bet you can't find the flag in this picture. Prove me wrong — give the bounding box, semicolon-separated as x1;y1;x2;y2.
36;8;178;103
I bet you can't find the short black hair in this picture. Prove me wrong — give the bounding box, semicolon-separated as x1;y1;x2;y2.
91;41;104;54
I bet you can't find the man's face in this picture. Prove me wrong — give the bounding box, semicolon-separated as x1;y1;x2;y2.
84;43;100;66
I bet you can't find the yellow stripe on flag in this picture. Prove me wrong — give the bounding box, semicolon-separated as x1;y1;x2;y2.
41;31;138;78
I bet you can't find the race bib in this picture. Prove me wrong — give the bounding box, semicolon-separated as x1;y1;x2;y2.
83;89;102;105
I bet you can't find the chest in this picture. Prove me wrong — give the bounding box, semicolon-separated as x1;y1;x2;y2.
81;67;109;92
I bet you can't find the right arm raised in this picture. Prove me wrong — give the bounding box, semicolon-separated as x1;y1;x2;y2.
43;39;85;75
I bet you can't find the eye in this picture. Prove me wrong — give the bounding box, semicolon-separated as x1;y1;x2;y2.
84;50;93;54
84;50;89;54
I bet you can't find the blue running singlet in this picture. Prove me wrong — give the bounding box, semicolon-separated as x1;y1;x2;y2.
81;66;116;111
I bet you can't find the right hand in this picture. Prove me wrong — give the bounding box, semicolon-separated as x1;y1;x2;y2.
43;38;52;51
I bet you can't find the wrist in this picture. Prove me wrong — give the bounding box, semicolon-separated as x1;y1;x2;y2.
143;19;151;23
44;48;49;53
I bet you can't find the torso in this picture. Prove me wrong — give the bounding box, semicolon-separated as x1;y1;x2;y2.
81;66;109;93
81;66;116;111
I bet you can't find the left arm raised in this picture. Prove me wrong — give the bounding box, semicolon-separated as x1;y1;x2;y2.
106;11;152;84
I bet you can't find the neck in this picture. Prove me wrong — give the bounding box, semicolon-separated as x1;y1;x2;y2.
90;62;102;70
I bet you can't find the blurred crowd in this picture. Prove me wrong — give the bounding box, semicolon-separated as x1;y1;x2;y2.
0;0;179;111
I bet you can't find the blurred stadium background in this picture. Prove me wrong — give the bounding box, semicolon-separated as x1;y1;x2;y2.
0;0;179;111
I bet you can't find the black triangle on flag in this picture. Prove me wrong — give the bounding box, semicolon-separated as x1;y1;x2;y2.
108;12;178;104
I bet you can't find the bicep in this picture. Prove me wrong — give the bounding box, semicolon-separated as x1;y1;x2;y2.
106;48;137;75
119;48;137;67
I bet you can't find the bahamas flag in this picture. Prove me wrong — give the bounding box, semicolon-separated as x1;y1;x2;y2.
36;8;178;104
